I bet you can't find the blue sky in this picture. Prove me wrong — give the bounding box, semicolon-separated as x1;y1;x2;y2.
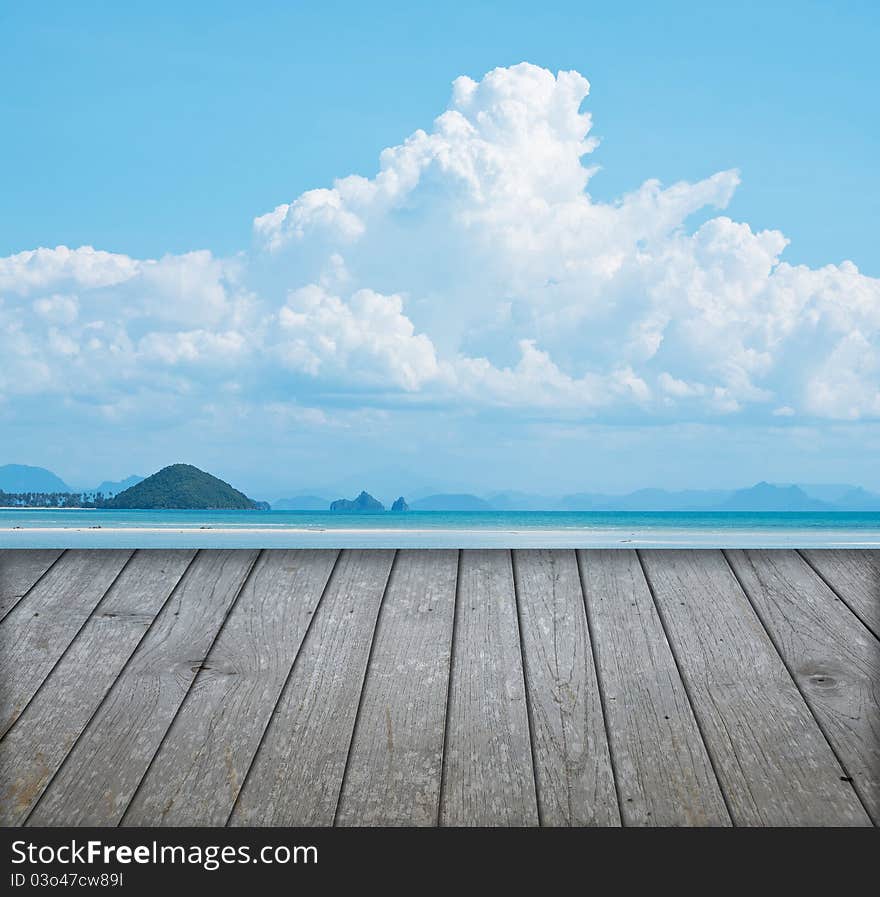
1;2;879;497
3;1;878;270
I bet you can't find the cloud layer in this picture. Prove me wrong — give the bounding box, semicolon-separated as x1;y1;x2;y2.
2;62;878;428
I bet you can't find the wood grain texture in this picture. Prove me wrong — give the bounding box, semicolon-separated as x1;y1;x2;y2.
0;550;63;622
640;549;870;826
5;548;877;828
123;549;339;825
0;550;194;825
578;550;729;826
27;550;258;826
336;550;458;826
799;549;880;639
513;549;619;826
439;550;539;826
0;550;131;737
726;549;880;823
230;549;394;826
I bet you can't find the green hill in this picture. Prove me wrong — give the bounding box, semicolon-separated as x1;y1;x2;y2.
105;464;263;510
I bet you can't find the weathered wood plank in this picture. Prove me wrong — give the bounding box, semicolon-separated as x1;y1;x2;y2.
578;550;729;826
27;549;258;826
640;549;871;826
0;550;131;738
439;550;538;826
726;549;880;823
0;550;195;825
799;549;880;639
513;550;619;826
7;547;874;828
230;549;394;826
123;549;339;826
335;550;458;826
0;550;63;622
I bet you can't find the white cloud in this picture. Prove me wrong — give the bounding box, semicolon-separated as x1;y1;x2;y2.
277;285;439;391
1;62;879;426
804;331;880;420
447;341;651;411
658;372;706;399
137;329;249;366
33;294;79;325
0;245;139;293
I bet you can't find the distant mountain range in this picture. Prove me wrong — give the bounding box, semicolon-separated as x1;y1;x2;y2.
274;493;334;510
836;487;880;510
559;488;733;511
558;483;839;512
0;465;146;497
409;493;493;511
295;482;880;512
719;483;829;511
91;475;144;497
0;464;70;493
3;462;880;511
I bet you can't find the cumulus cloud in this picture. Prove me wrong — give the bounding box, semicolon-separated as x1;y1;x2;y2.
277;285;440;391
805;331;880;420
0;245;139;293
1;62;878;426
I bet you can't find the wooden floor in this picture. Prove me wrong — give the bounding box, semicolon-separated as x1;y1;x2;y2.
0;548;877;827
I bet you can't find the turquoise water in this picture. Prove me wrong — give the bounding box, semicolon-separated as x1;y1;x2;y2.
2;508;880;548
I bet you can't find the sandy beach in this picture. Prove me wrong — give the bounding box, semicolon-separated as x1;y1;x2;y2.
3;523;879;549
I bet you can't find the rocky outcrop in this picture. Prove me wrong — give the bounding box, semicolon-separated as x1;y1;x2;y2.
329;491;385;513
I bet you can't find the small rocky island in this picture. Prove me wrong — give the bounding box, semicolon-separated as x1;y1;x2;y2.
329;491;386;513
391;496;408;512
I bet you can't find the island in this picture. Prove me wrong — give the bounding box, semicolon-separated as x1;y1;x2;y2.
329;491;385;513
391;496;408;512
105;464;266;510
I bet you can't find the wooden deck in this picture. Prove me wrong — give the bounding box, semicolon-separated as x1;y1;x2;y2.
0;548;877;827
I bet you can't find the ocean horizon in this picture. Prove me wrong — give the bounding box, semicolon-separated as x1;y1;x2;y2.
3;507;880;549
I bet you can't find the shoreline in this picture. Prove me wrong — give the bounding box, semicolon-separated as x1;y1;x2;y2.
3;523;879;550
0;506;98;510
5;522;880;534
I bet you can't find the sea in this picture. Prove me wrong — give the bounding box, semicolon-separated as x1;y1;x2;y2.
2;508;880;548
